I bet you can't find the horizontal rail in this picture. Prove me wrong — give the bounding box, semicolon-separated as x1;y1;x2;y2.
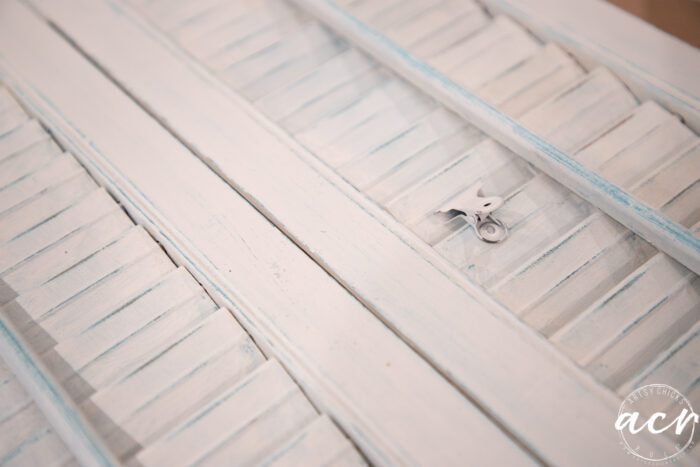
291;0;700;276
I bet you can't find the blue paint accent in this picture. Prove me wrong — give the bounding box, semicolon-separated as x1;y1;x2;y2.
81;296;215;373
0;139;52;184
0;426;52;464
640;327;699;378
312;0;700;265
491;0;700;108
40;229;127;285
0;316;115;466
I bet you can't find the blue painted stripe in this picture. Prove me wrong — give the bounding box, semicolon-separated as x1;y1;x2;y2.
0;315;116;465
299;0;700;274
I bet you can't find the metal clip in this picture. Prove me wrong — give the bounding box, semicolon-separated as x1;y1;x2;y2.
436;181;508;243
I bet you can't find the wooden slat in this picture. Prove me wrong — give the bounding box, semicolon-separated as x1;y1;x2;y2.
0;312;116;466
277;66;388;134
633;144;700;215
1;210;132;296
0;93;366;465
448;19;541;91
0;174;97;245
0;104;29;136
129;3;700;454
574;101;672;169
597;119;696;190
114;337;264;446
74;293;215;390
339;108;468;190
521;69;638;152
498;61;584;118
134;360;312;466
257;414;356;467
619;322;700;396
550;254;693;365
0;376;32;422
383;0;481;48
52;267;201;371
0;139;63;188
90;308;245;420
1;2;533;464
2;427;72;467
254;47;375;112
0;189;119;275
491;212;628;312
365;125;484;204
410;6;490;59
475;42;581;109
0;120;49;162
196;391;318;466
480;0;700;132
13;226;164;321
293;0;700;275
520;229;656;336
587;276;700;389
0;153;85;214
19;0;654;463
0;359;73;467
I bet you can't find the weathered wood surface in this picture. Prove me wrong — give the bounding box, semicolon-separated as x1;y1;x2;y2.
0;82;365;465
16;0;690;464
0;351;75;466
291;0;700;277
290;2;699;400
120;0;698;402
480;0;700;133
0;3;535;465
1;0;697;463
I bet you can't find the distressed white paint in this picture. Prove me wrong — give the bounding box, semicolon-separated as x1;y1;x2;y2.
2;0;697;463
292;0;700;275
0;2;533;464
0;358;74;466
0;82;364;465
481;0;700;132
16;0;685;464
0;314;116;466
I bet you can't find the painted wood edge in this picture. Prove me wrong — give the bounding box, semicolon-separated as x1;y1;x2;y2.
100;0;517;332
0;54;415;467
480;0;700;133
0;63;401;467
93;0;628;423
0;5;533;464
0;312;117;467
23;2;680;464
17;1;670;464
289;0;700;277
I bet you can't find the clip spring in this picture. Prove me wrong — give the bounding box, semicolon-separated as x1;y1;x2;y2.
436;181;508;243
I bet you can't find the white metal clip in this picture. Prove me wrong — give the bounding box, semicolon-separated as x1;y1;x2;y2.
436;181;507;243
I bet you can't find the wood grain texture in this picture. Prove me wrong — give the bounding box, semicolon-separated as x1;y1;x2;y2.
262;0;698;417
0;309;115;466
481;0;700;132
5;0;696;463
0;81;365;465
20;0;680;464
292;0;700;277
0;358;74;467
0;2;532;464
